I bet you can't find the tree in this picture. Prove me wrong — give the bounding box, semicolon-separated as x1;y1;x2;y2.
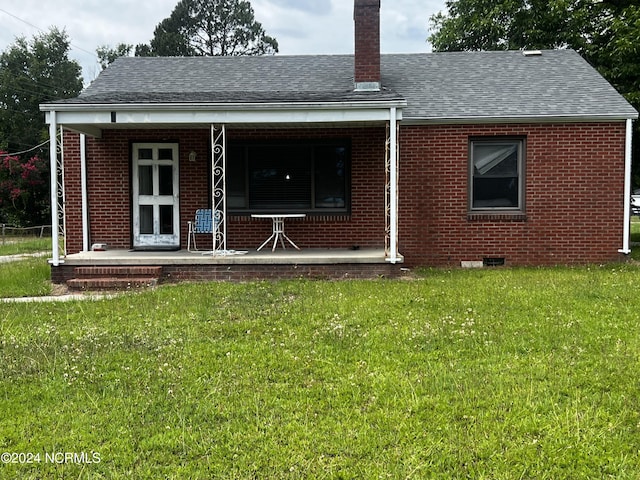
588;3;640;104
0;28;83;225
428;0;599;54
589;3;640;182
428;0;638;92
138;0;278;57
97;43;134;69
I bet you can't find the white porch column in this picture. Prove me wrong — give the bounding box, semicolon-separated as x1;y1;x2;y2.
49;111;60;266
80;134;89;252
387;106;400;263
619;118;633;254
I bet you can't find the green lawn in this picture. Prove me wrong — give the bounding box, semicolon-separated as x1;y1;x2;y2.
0;237;52;297
0;258;52;298
2;267;640;478
0;237;51;256
631;216;640;258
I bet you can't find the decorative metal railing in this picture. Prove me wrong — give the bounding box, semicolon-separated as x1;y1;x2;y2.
211;125;227;254
56;126;66;257
384;121;399;257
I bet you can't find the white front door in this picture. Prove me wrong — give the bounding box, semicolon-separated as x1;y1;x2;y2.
132;143;180;249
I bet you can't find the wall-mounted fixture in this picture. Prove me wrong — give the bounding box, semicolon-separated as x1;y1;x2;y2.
189;151;197;162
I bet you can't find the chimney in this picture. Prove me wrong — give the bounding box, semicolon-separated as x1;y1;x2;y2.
353;0;381;91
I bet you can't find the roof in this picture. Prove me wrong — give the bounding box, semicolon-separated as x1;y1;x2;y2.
65;55;404;105
383;49;637;121
46;49;637;122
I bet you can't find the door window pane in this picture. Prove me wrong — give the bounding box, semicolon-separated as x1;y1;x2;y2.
159;165;173;196
138;166;153;196
139;205;153;234
138;148;153;160
159;205;174;234
158;148;174;161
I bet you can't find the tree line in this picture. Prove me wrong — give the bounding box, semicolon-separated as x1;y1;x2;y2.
1;0;638;226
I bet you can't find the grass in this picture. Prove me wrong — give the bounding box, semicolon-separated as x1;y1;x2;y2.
0;237;51;256
0;257;51;297
2;267;640;478
631;216;640;261
0;236;52;298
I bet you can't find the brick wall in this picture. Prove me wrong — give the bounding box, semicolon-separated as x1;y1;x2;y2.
62;121;627;267
62;131;83;253
398;122;627;266
63;127;387;253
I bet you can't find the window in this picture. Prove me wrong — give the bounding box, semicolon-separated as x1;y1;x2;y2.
227;140;350;213
470;138;524;211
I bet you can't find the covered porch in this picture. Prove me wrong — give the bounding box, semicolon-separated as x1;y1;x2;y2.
42;94;406;282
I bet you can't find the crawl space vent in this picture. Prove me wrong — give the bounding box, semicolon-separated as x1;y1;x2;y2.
483;257;505;267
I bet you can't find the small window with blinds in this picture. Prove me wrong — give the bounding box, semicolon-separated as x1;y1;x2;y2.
470;137;525;212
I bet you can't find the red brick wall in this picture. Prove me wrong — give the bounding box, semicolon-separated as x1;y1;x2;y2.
398;122;627;266
63;127;387;253
63;128;211;252
61;131;83;253
62;121;627;266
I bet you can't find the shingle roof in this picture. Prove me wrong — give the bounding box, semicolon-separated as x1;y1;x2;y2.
383;49;637;120
71;55;403;105
55;49;637;121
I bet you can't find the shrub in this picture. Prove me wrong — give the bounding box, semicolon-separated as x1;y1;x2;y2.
0;151;49;226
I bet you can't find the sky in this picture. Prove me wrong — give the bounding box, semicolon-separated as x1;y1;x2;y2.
0;0;447;85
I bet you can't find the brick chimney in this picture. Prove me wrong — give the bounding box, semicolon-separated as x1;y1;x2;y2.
353;0;381;91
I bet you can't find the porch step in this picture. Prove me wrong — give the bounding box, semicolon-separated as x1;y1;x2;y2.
66;266;162;291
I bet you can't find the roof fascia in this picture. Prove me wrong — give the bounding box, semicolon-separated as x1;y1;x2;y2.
40;99;407;111
401;113;638;125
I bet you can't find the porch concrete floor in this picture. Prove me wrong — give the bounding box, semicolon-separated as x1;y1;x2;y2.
58;248;402;266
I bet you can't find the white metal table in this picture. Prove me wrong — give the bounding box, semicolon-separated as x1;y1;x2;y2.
251;214;306;251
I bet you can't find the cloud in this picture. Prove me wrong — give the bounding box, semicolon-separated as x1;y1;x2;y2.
381;0;442;52
267;0;332;15
253;0;352;54
0;0;443;84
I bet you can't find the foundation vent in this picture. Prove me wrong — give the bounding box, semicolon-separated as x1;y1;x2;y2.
483;257;506;267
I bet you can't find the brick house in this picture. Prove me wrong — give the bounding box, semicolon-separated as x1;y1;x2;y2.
41;0;637;285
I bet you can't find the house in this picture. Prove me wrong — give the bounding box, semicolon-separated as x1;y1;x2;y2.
41;0;638;286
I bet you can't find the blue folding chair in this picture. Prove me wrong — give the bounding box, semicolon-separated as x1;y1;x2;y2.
187;209;220;251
